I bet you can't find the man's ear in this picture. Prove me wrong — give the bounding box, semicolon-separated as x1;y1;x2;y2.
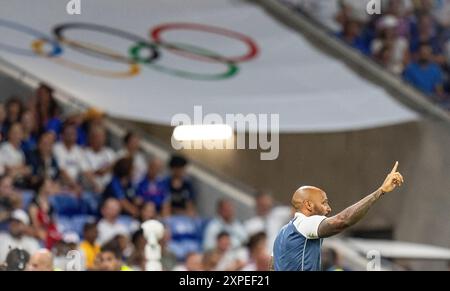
304;200;313;212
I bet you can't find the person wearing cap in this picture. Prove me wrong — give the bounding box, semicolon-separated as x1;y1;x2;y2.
54;231;86;271
0;209;40;264
372;15;410;75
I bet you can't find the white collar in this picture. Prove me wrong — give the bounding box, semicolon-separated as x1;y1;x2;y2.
294;212;306;219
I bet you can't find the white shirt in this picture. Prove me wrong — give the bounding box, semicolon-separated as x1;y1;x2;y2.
53;143;88;180
203;218;248;251
96;218;130;246
83;147;116;191
292;212;327;239
431;0;450;26
0;232;40;263
0;142;25;167
371;37;409;74
244;206;292;253
215;247;248;271
116;149;147;185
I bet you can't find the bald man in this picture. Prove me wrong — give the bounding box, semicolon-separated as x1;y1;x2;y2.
272;162;404;271
27;249;54;271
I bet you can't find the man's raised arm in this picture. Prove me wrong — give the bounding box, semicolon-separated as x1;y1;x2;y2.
318;162;404;238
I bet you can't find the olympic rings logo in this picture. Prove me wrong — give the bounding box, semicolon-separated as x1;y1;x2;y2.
0;19;259;80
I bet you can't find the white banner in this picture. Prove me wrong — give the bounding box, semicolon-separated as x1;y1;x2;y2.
0;0;417;133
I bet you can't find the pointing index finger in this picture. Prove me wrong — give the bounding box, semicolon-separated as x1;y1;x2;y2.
390;161;399;174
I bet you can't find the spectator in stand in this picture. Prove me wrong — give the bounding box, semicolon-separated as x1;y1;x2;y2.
79;222;100;270
136;158;169;216
242;232;270;271
244;192;274;236
26;248;55;271
3;248;30;271
244;192;292;253
96;239;133;271
3;97;24;135
371;15;410;74
0;123;31;184
117;132;147;185
97;198;130;246
385;0;414;36
139;201;158;222
164;205;203;261
20;110;38;157
173;252;203;271
0;175;22;227
79;221;100;270
0;103;7;140
83;126;116;194
213;231;247;271
83;108;105;133
107;233;132;262
28;178;62;250
53;231;84;271
26;132;60;187
321;247;347;271
203;199;248;251
337;19;371;55
202;249;221;271
162;155;196;216
34;83;62;136
53;123;88;190
403;42;447;100
127;229;146;271
336;0;372;26
409;13;445;63
102;157;139;217
0;209;40;263
417;0;450;27
61;108;87;146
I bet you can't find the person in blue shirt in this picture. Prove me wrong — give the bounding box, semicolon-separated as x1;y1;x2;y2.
102;157;139;218
163;207;203;261
403;42;446;99
272;162;404;271
136;158;169;216
20;110;38;158
336;19;371;56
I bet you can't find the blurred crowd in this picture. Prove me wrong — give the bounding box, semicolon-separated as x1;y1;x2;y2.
283;0;450;109
0;84;302;271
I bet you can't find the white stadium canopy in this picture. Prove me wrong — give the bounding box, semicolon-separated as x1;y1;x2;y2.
0;0;417;133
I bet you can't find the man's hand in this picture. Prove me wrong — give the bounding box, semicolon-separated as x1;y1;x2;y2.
380;161;404;193
318;161;405;238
